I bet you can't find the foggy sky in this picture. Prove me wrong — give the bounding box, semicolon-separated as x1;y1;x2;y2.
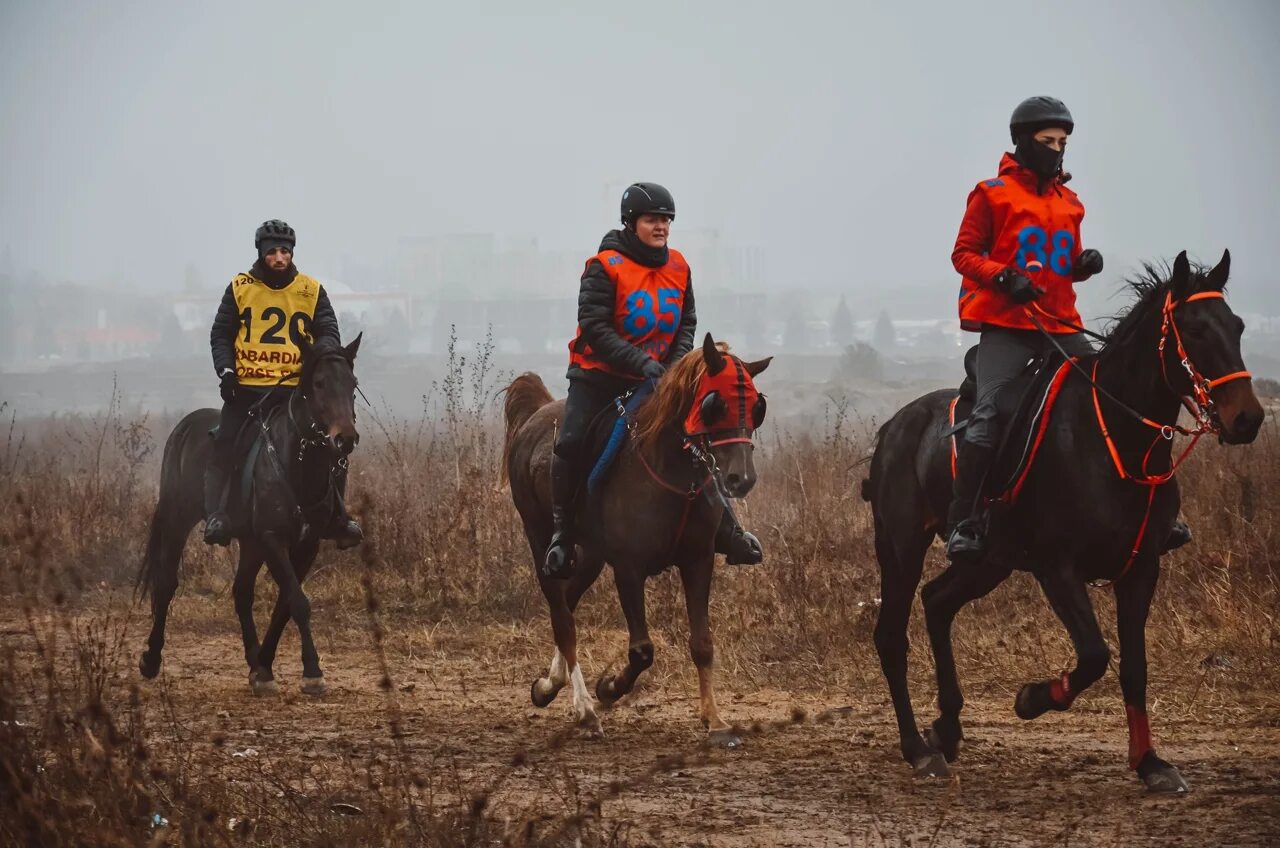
3;0;1278;309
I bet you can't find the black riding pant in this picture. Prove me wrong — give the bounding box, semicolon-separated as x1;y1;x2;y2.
964;327;1094;450
554;375;637;470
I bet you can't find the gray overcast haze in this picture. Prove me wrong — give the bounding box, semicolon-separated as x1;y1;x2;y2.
3;0;1279;310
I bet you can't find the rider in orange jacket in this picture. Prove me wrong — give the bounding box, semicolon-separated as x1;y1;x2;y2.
542;183;763;579
946;97;1104;562
946;98;1190;563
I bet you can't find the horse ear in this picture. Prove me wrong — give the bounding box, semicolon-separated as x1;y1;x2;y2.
297;333;315;361
703;333;726;376
1171;250;1192;297
1206;249;1231;292
344;332;363;362
743;356;772;378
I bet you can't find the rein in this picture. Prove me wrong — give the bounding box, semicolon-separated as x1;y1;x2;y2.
624;396;755;558
250;352;354;537
1023;291;1251;583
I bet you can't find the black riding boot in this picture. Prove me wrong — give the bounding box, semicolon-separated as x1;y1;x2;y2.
715;511;764;565
203;453;232;547
543;453;577;580
945;441;994;564
326;464;363;551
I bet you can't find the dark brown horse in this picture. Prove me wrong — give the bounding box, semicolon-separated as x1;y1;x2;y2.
865;251;1263;791
137;335;362;695
503;334;769;743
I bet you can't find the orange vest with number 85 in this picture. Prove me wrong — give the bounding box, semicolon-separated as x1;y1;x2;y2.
569;248;690;376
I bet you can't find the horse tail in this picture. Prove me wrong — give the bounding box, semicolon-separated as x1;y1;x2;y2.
500;372;554;485
135;422;186;600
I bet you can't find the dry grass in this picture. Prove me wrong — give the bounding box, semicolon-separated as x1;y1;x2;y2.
1;344;1277;845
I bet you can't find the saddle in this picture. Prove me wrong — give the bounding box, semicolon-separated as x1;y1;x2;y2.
208;398;286;534
585;383;655;495
948;344;1073;504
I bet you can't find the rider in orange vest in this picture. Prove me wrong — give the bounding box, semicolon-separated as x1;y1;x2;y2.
946;97;1102;562
946;98;1191;563
543;183;763;578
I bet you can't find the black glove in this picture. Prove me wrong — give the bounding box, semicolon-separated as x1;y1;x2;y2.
995;268;1043;305
219;370;238;403
1073;249;1104;282
640;359;666;381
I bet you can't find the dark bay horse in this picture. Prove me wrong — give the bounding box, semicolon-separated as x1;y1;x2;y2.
137;335;362;696
503;334;769;743
864;251;1263;791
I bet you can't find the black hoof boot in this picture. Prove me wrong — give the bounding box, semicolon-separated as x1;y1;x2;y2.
203;513;232;547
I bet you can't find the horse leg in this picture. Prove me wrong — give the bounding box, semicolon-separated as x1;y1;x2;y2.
232;540;266;673
535;571;602;735
678;556;739;748
1115;557;1188;793
260;535;327;696
873;526;941;776
138;517;190;679
595;563;654;709
248;590;289;696
1015;562;1109;721
921;559;1012;765
532;551;604;708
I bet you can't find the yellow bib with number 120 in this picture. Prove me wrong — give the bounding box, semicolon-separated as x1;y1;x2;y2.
230;272;320;386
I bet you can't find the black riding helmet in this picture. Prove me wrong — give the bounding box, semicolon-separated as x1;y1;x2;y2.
620;183;675;228
1009;96;1074;143
255;219;297;257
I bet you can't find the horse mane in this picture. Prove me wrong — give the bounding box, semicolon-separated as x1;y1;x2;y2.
632;343;730;451
1100;258;1218;353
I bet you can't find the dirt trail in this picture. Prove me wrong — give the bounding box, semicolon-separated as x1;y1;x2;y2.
104;611;1280;847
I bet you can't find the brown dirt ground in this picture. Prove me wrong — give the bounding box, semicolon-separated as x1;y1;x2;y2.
20;593;1277;848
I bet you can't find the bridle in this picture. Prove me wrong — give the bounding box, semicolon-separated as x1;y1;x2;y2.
1025;289;1251;582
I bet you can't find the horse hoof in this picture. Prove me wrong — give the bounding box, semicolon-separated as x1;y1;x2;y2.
138;653;161;680
926;726;962;763
912;751;951;779
249;670;279;697
1014;683;1044;720
301;676;329;697
577;711;604;738
595;674;621;708
708;728;742;749
530;678;559;708
1141;763;1187;799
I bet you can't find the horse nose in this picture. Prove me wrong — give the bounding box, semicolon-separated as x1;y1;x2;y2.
1233;407;1264;443
333;433;358;455
724;471;754;498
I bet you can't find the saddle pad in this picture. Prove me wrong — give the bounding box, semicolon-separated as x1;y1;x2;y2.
949;356;1073;505
587;382;655;495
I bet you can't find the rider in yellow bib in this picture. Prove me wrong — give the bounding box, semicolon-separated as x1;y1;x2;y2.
203;220;363;549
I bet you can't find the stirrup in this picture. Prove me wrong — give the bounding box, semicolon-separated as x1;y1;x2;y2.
945;520;985;562
542;533;575;580
333;519;363;551
722;527;764;566
203;514;232;547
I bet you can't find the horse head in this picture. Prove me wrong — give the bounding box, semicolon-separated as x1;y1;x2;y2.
1163;250;1263;445
682;334;771;498
298;332;363;456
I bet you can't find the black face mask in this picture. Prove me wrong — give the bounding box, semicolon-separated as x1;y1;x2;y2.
1015;137;1064;180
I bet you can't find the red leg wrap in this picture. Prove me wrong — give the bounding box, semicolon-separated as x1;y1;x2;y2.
1126;704;1152;770
1049;671;1075;707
